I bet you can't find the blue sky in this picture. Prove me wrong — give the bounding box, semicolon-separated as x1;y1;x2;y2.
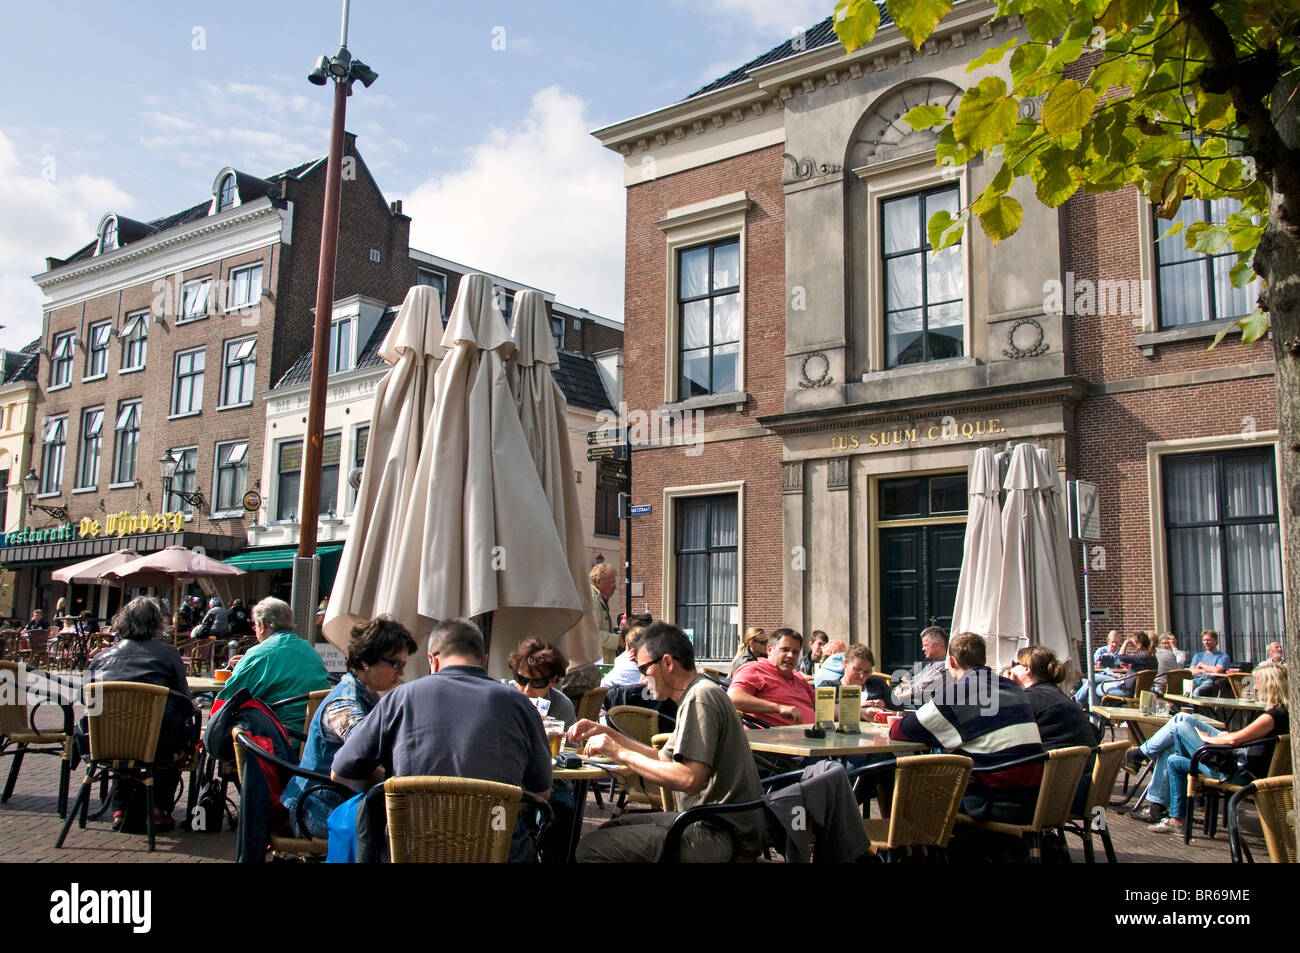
0;0;833;349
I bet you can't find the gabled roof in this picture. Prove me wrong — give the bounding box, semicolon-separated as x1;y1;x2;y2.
59;157;322;266
2;339;40;384
273;306;398;389
685;6;891;99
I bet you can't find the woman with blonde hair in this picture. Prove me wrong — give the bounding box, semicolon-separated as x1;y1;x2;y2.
1128;660;1290;832
729;625;768;677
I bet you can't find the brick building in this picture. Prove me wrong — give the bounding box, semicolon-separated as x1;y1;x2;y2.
5;135;417;620
593;4;1284;667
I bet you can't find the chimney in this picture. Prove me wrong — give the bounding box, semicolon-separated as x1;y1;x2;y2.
390;200;403;214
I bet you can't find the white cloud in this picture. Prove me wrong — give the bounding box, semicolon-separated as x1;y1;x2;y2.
0;131;132;349
689;0;830;36
402;86;624;321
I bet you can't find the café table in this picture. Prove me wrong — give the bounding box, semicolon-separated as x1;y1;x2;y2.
1161;692;1265;731
1092;705;1224;809
187;676;225;694
745;722;929;758
553;754;631;862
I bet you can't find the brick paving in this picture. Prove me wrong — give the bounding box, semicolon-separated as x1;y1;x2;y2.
1;694;1273;863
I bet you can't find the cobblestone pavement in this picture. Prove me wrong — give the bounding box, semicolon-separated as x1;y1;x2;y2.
0;689;1272;863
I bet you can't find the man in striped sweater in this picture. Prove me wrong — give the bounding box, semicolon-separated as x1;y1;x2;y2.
888;633;1045;823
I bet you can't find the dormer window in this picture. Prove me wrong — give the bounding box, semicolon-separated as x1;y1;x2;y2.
217;174;236;212
97;216;117;255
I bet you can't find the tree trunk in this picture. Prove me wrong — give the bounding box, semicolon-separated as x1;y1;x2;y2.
1254;71;1300;860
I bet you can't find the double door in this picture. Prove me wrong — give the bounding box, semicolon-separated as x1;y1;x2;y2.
880;524;964;672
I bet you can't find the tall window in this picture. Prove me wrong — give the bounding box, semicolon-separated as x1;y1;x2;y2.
181;278;211;321
1164;448;1283;663
276;441;302;521
319;433;342;515
674;494;738;660
172;348;205;416
329;317;353;373
77;407;103;489
86;321;111;377
348;425;368;512
882;185;964;367
98;218;116;255
164;447;198;515
40;416;67;494
228;264;263;309
1156;199;1260;328
214;440;249;514
551;315;565;352
119;311;148;370
595;483;619;536
112;400;141;485
677;239;740;398
416;268;447;321
50;332;75;388
221;337;256;407
217;174;236;212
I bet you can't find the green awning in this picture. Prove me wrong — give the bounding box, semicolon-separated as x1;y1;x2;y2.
223;544;344;572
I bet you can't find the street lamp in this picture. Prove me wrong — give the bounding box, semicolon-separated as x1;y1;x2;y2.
293;0;378;642
22;468;69;521
159;452;205;511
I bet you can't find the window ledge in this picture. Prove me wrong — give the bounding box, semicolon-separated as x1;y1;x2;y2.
217;401;253;412
168;411;202;421
119;365;145;376
1135;318;1247;356
36;491;62;500
72;486;98;495
81;373;107;384
108;481;138;491
659;391;751;414
209;510;244;521
594;531;620;539
47;382;72;393
223;304;258;315
175;315;209;325
860;356;978;384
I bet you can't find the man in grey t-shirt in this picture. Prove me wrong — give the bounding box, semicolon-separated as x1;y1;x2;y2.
570;622;763;862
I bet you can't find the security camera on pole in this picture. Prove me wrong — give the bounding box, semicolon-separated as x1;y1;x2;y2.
292;0;378;642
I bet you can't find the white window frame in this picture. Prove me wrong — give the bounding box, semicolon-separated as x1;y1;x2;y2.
118;311;148;372
329;316;354;373
660;480;745;641
656;192;751;406
219;336;257;409
50;331;75;389
212;439;249;517
217;173;237;212
346;424;369;514
274;439;303;523
97;217;117;256
179;278;212;323
85;320;112;380
226;263;263;311
164;446;199;516
171;347;205;418
857;154;972;375
77;406;104;490
40;415;68;495
111;400;141;487
416;268;447;320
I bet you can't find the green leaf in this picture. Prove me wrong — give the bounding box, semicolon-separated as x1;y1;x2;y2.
903;104;947;131
989;161;1014;197
1024;5;1071;42
885;0;953;50
1226;220;1264;253
1185;222;1232;255
975;195;1024;242
1229;261;1257;288
1208;322;1236;349
1029;148;1081;207
1240;309;1270;344
968;36;1018;72
1042;35;1086;73
1042;79;1099;136
927;207;969;251
953;76;1018;152
833;0;882;54
1158;220;1185;241
1194;91;1233;130
1009;42;1046;83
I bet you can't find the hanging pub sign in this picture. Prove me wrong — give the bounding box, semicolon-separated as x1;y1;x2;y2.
77;510;186;539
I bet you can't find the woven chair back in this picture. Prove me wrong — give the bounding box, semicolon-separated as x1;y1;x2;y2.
1085;741;1132;815
384;776;523;863
1030;745;1091;830
1252;775;1296;864
0;660;30;736
1266;734;1291;776
304;690;331;733
883;754;973;848
83;681;168;764
576;686;606;722
607;705;661;744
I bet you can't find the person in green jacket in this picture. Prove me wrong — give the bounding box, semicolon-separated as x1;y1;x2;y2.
217;596;330;742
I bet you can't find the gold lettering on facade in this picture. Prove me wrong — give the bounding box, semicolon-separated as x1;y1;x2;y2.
830;417;1008;452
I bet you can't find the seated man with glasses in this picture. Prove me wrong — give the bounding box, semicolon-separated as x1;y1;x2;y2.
569;622;763;863
282;615;416;839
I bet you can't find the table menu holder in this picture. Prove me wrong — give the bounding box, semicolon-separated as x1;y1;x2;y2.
815;686;836;731
1139;690;1155;714
837;685;861;733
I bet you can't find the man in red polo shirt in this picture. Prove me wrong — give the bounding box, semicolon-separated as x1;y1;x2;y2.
728;628;816;726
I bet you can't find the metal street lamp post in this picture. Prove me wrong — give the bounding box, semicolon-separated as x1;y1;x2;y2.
292;0;378;642
22;468;69;522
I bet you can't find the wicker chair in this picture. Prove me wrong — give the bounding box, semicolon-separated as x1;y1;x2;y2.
1064;740;1132;863
1184;733;1290;844
956;745;1092;862
1100;669;1157;708
1;660;74;817
21;630;50;669
380;776;551;863
303;690;331;734
575;686;607;723
1154;667;1192;696
231;728;354;860
56;681;169;851
1228;775;1295;864
606;705;673;812
864;754;973;861
1224;672;1252;699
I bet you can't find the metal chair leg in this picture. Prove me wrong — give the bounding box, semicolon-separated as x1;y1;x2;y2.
1101;826;1118;863
3;745;26;802
56;772;93;848
1081;829;1095;863
144;771;155;853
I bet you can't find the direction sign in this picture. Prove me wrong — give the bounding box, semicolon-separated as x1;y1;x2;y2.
586;444;627;462
587;428;627;445
1068;480;1101;541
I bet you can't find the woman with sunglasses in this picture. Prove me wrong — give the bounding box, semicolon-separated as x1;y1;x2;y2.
282;615;416;839
507;638;576;863
728;626;768;678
